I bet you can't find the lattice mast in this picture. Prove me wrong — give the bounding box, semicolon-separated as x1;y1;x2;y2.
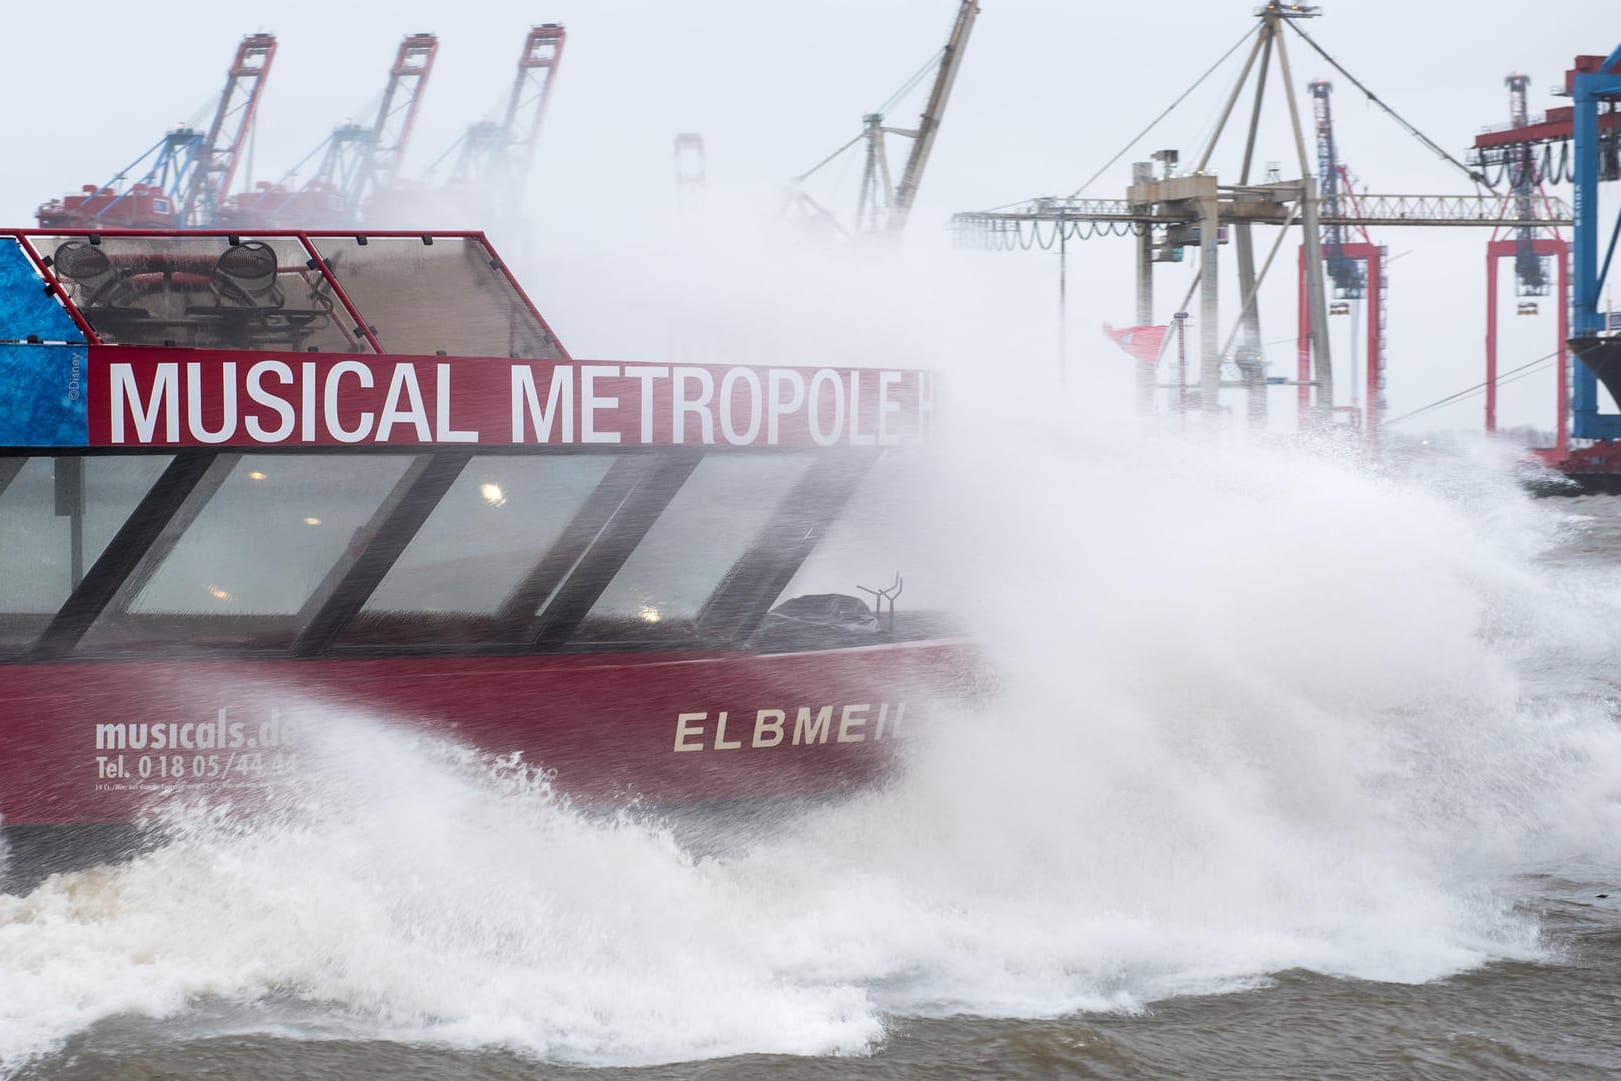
180;33;278;226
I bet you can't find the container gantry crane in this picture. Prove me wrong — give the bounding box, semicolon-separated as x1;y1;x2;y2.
1562;50;1621;468
1309;80;1365;298
351;33;440;215
1298;79;1386;433
221;33;438;229
1477;73;1569;452
439;24;567;217
181;33;278;227
36;34;277;229
1469;56;1619;469
1504;73;1552;297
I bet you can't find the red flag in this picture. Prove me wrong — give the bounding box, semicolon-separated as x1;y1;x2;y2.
1102;323;1169;365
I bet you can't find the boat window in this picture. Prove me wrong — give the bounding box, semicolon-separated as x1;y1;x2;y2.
763;449;952;648
775;451;940;601
0;454;171;653
28;235;369;354
571;453;814;645
78;454;412;651
341;454;619;644
307;236;564;359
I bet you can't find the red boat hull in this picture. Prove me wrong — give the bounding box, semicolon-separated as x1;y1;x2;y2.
0;640;977;825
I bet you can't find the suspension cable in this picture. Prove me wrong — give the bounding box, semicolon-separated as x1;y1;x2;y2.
876;48;947;117
1282;20;1495;192
1383;350;1558;426
792;130;868;184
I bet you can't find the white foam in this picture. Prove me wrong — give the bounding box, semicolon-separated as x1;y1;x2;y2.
6;411;1621;1073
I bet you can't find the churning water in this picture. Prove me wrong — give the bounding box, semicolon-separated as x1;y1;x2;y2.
6;413;1621;1079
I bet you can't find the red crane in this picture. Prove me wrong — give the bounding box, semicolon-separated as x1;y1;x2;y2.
1478;73;1570;457
440;24;567;216
180;33;278;226
36;33;276;229
222;33;439;229
352;33;441;214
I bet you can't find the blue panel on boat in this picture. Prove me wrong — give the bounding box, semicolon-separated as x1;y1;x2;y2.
0;343;88;446
0;237;83;344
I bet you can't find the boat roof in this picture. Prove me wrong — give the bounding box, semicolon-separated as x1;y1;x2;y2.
0;229;932;451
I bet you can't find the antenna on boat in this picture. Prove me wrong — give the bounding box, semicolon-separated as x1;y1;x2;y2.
857;573;904;635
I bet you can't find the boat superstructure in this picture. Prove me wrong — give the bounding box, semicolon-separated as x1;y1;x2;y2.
0;229;971;841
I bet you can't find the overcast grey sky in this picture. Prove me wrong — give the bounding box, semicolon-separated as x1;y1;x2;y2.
4;1;1615;434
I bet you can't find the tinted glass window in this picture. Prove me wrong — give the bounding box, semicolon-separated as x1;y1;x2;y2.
575;453;812;642
30;235;368;354
360;455;616;616
79;455;412;652
0;454;170;651
775;452;943;604
767;450;952;645
309;236;564;359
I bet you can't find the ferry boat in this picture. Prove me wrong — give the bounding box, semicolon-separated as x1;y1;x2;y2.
0;228;974;867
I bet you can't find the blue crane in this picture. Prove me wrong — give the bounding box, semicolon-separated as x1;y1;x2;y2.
1568;47;1621;440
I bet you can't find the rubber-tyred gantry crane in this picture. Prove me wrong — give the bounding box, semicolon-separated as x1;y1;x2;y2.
36;33;277;229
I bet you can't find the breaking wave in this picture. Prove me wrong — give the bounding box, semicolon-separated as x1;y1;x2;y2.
5;410;1621;1073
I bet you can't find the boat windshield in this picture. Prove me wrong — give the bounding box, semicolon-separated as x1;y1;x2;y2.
22;231;564;360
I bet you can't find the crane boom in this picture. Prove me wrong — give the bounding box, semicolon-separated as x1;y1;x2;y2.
448;23;566;202
181;33;277;226
351;33;440;211
888;0;979;232
504;24;567;184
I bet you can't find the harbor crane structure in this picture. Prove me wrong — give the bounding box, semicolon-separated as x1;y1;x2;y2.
425;24;566;223
1566;49;1621;437
1468;73;1571;456
37;34;277;229
221;33;439;229
789;0;979;238
952;2;1572;439
1476;47;1621;485
1472;53;1621;438
1298;78;1387;433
